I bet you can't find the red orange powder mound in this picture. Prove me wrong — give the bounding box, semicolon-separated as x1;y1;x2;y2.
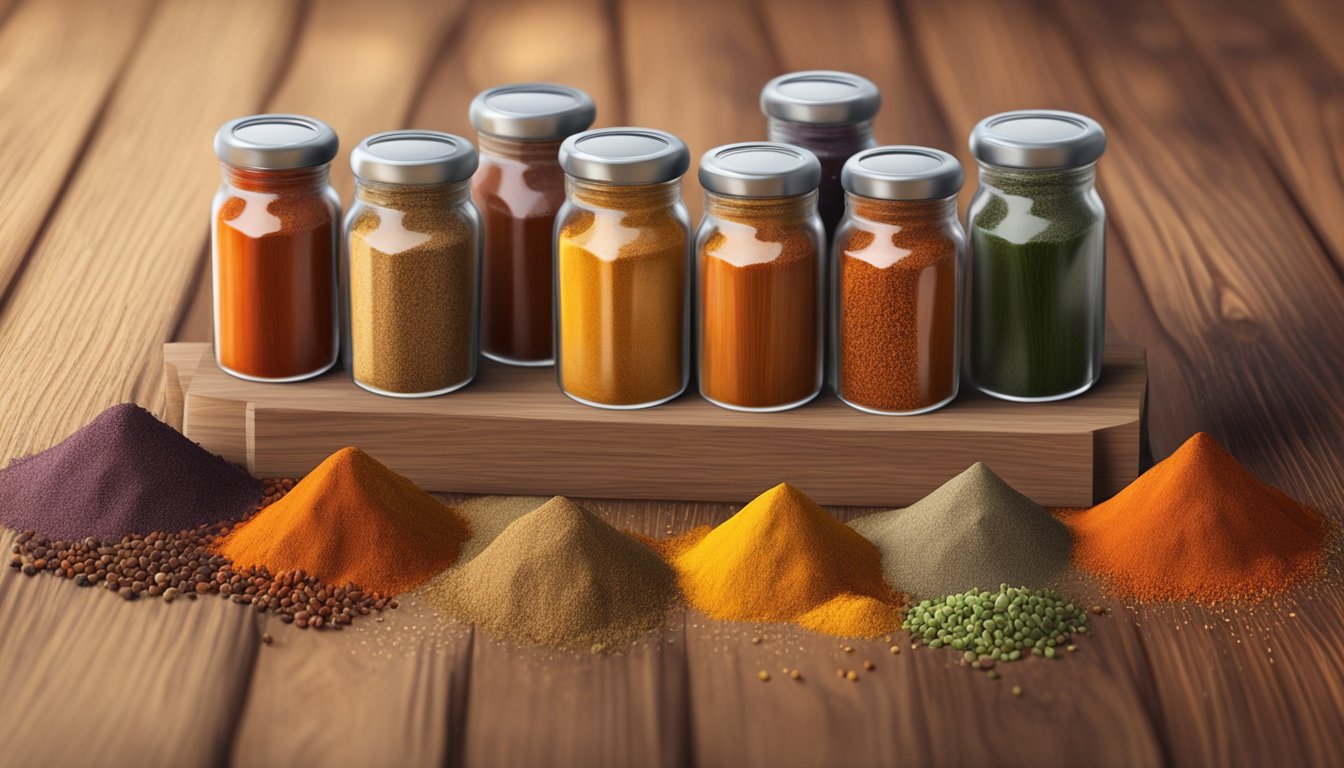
215;447;469;596
1065;432;1328;603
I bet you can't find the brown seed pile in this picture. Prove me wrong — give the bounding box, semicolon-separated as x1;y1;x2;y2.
8;479;397;629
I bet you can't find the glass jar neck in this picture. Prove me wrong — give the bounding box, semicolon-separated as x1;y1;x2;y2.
767;117;875;155
978;161;1097;197
566;177;682;211
704;190;817;223
477;133;564;164
223;163;331;194
846;194;957;226
355;178;472;207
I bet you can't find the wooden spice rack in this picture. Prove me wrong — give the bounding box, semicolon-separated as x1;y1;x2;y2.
163;342;1146;507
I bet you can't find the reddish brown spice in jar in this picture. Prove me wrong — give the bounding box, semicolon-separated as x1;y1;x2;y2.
699;196;822;410
214;165;339;380
836;196;958;413
474;136;566;364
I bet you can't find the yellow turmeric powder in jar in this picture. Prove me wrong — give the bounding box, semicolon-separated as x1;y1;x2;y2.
555;129;691;409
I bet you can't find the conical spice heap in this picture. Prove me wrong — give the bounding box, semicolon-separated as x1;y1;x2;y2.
655;483;905;637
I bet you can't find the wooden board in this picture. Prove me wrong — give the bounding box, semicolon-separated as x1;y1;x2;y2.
4;0;1344;765
169;342;1145;507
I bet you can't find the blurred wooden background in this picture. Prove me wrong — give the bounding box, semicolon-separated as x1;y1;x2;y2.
0;0;1343;765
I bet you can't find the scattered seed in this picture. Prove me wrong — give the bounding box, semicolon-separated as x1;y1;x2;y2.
1011;685;1023;697
261;633;273;645
889;645;900;655
863;660;875;671
790;670;801;681
758;670;770;682
846;670;858;682
751;636;761;645
987;670;1000;680
842;645;854;653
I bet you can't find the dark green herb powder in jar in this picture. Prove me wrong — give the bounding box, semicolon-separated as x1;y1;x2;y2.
966;110;1106;401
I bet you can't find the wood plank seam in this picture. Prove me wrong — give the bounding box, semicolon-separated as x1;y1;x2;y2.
0;0;163;316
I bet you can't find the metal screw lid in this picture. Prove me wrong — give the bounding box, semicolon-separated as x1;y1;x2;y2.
350;131;479;185
969;110;1106;170
699;142;822;198
842;146;963;200
469;83;596;141
559;127;690;185
215;114;338;170
760;70;881;125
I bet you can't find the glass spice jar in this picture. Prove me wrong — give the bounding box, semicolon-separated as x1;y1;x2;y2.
834;147;965;415
696;143;824;412
967;110;1107;402
555;128;691;409
470;83;595;367
761;70;880;243
212;114;340;382
344;131;481;397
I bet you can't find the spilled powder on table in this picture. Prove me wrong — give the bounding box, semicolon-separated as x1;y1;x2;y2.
422;496;679;653
1065;432;1328;603
653;483;904;637
0;403;262;539
216;447;469;596
850;462;1072;600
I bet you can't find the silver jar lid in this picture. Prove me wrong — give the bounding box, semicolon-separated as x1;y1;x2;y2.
699;142;821;198
214;114;338;170
969;110;1106;170
350;131;479;185
559;127;690;185
760;70;881;125
469;83;596;141
842;146;963;200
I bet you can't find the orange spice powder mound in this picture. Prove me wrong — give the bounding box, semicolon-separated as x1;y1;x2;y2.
1064;432;1329;603
647;483;906;637
215;447;469;596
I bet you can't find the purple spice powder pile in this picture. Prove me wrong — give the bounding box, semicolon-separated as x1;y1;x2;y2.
0;404;262;539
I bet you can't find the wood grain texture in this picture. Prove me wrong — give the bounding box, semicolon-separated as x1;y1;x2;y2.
178;343;1145;506
906;0;1344;764
1168;0;1344;271
0;0;303;465
0;0;156;300
2;1;1344;765
618;0;779;219
459;499;690;768
0;530;259;768
212;4;476;766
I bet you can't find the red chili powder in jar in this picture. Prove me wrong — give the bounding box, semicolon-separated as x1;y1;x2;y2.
836;197;958;413
214;166;338;380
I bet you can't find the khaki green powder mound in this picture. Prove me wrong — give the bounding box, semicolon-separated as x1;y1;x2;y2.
850;463;1073;600
424;496;679;653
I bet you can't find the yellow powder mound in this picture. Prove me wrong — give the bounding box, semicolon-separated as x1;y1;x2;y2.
655;483;905;637
216;447;470;595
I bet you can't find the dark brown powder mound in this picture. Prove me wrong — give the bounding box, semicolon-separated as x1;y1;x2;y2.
0;404;263;539
424;496;679;652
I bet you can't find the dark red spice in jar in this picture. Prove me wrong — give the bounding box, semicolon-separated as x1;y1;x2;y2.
470;84;596;366
834;147;964;415
212;114;340;382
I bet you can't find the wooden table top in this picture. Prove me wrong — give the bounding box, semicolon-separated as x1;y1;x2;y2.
1;0;1342;765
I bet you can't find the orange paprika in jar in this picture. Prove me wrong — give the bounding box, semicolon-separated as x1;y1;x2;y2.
212;114;340;382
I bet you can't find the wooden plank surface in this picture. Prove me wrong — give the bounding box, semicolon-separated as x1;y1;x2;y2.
905;2;1344;766
1168;0;1344;270
213;3;475;766
180;343;1144;506
0;0;304;465
0;530;260;768
1;0;1344;765
0;0;156;299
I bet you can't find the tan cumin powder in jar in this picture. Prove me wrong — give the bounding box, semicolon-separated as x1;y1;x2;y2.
345;132;481;397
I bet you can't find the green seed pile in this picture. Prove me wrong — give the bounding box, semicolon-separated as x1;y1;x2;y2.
903;584;1088;662
7;479;397;629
